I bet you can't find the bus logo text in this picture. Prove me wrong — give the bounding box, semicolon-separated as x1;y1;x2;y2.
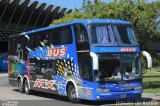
47;48;67;58
33;79;56;90
120;48;136;52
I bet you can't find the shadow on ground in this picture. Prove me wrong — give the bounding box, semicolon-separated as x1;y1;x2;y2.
143;75;160;78
13;89;154;105
143;81;160;89
0;71;7;73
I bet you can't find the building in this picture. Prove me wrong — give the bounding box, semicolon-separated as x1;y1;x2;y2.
0;0;72;52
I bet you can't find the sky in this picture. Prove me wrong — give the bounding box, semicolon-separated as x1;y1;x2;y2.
32;0;112;9
33;0;157;9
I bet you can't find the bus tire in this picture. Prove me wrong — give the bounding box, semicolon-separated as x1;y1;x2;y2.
18;78;24;93
67;85;79;103
24;79;31;95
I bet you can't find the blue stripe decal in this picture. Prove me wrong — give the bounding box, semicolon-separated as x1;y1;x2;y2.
90;47;140;53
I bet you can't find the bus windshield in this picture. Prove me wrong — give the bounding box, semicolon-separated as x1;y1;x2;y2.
121;53;141;81
95;53;141;82
89;24;138;46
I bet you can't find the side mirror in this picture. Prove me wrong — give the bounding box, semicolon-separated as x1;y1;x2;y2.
141;51;152;69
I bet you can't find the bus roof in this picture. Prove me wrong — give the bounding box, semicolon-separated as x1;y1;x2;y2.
20;19;131;36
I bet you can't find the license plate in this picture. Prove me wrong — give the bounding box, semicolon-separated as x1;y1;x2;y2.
120;94;126;98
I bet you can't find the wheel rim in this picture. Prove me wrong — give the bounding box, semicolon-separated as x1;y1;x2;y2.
70;88;76;99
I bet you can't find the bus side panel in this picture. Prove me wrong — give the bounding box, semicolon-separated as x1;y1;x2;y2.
27;45;79;96
8;57;27;87
24;25;80;96
8;36;28;87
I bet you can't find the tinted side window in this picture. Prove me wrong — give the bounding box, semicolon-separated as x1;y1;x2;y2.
26;30;51;49
74;24;88;43
39;60;56;75
51;25;72;45
30;60;56;80
78;53;92;81
38;31;51;47
73;24;89;51
17;36;28;49
16;36;28;60
8;38;16;54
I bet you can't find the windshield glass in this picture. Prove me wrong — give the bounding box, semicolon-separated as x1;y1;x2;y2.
89;24;138;46
121;53;141;80
95;53;141;82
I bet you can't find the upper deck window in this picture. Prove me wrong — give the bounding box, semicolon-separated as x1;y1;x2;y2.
90;24;117;46
51;25;72;45
89;24;138;46
114;25;138;46
73;24;89;50
26;25;73;50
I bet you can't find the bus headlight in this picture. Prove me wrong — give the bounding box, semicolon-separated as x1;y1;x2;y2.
96;96;100;99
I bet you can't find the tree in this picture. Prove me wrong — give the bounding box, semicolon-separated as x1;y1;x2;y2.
50;0;160;49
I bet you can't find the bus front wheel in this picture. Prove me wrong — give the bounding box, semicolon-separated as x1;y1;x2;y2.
67;85;79;103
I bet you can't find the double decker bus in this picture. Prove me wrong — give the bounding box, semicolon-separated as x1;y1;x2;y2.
8;19;142;102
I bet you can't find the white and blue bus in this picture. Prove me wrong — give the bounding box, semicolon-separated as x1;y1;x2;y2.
8;19;142;102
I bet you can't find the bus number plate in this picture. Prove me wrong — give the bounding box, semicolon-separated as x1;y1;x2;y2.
120;94;126;98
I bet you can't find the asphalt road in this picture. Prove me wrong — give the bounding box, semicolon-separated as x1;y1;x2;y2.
0;73;159;106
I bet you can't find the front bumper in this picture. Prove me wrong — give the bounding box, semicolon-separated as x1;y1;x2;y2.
91;90;142;101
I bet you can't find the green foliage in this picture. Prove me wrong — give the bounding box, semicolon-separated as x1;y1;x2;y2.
50;0;160;67
152;53;160;67
143;68;160;94
51;0;160;46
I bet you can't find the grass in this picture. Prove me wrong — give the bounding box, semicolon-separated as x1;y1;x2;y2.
143;68;160;94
